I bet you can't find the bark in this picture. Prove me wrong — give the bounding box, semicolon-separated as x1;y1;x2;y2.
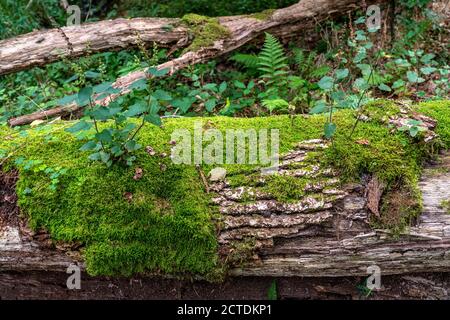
6;0;388;127
1;147;449;277
1;112;449;298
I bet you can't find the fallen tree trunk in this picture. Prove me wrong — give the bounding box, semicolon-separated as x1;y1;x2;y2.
1;147;449;299
6;0;388;127
1;135;449;277
0;0;384;76
1;104;449;299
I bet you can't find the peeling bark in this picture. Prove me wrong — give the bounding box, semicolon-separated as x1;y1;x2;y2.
1;143;449;279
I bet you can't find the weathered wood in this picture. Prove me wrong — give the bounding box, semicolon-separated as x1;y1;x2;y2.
0;18;186;76
0;0;384;76
6;0;388;127
215;139;450;277
1;146;449;277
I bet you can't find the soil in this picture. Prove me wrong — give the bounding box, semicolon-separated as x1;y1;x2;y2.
0;271;449;300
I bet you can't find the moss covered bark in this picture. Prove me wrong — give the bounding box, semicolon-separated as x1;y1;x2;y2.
0;100;449;278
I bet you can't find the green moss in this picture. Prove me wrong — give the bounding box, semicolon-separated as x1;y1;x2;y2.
0;99;449;277
362;99;402;124
249;9;275;20
181;13;231;52
440;199;450;214
415;100;450;148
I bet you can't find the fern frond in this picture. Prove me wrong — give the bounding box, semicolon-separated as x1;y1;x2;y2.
293;48;305;66
257;33;289;94
310;65;331;78
230;53;259;69
262;98;289;114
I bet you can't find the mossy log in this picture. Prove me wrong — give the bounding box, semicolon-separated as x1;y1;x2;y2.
1;101;449;282
0;0;386;76
6;0;388;127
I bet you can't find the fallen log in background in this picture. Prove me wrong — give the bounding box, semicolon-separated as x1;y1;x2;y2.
6;0;388;127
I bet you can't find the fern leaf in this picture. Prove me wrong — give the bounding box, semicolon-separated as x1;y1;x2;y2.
230;53;259;69
257;33;289;94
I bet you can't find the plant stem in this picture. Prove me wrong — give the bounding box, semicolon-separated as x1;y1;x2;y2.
349;50;383;138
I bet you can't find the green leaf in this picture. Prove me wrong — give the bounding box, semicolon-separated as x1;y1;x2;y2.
378;83;392;92
99;151;110;163
153;89;172;101
205;99;217;112
80;140;100;152
125;102;147;117
219;81;228;93
78;87;93;105
96;129;113;143
203;83;217;91
172;98;194;113
90;107;113;121
234;80;246;89
324;122;337;139
420;67;436;75
318;76;334;90
406;71;418;83
93;82;121;94
355;16;366;24
148;67;169;77
353;49;367;63
65;120;92;133
354;78;369;91
88;152;102;161
420;53;435;64
128;79;148;91
125;140;141;152
144;114;162;126
335;68;349;80
85;71;101;79
409;126;419;137
331;90;346;102
111;145;124;157
309;101;328;114
392;79;405;89
407;71;425;83
355;30;367;41
58;94;77;106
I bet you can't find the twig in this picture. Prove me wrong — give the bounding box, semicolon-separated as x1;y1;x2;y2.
195;165;210;193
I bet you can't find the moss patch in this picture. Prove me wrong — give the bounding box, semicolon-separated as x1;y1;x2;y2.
249;9;275;20
181;13;231;52
0;99;449;277
440;199;450;214
416;100;450;148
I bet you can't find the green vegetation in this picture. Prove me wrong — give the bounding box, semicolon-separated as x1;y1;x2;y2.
1;100;449;277
0;0;449;280
181;14;231;52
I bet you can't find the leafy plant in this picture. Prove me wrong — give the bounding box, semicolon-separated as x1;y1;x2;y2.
14;157;67;192
64;67;168;167
257;33;289;98
398;119;427;137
